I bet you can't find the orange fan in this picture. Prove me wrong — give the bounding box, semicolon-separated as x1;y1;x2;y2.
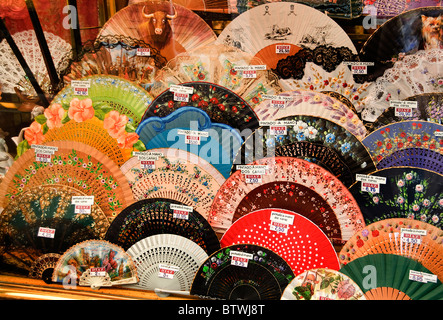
0;141;134;221
253;42;303;71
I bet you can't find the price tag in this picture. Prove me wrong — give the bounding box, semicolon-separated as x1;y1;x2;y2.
73;87;88;96
72;196;94;214
361;182;380;194
434;131;443;137
270;211;294;234
234;65;267;79
356;174;386;193
401;228;427;245
409;270;438;283
230;251;253;268
133;151;163;170
158;264;180;279
343;62;374;75
173;92;189;102
351;65;367;75
170;204;193;220
242;70;257;79
245;174;262;184
90;267;107;277
136;48;151;56
177;129;209;145
169;84;194;94
31;145;58;163
238;165;268;184
276;44;291;54
38;227;55;238
71;80;91;96
391;100;417;117
270;126;287;135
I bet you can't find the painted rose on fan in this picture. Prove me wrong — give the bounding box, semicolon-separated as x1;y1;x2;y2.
68;98;95;122
44;103;65;129
103;110;129;139
24;121;45;145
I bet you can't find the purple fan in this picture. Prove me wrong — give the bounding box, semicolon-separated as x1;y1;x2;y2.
377;148;443;174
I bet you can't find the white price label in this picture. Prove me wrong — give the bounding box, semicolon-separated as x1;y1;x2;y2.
73;87;89;96
90;267;107;277
276;44;291;54
270;126;287;135
74;204;92;214
158;264;180;279
351;65;367;75
32;145;58;162
245;174;262;184
171;204;193;220
356;174;387;184
38;227;55;238
136;48;151;56
242;70;257;78
72;196;94;214
401;228;427;245
169;84;194;94
361;181;380;194
409;270;437;283
173;92;189;102
434;131;443;137
140;159;155;170
270;211;294;234
270;99;287;109
237;165;268;175
35;153;51;163
230;251;253;268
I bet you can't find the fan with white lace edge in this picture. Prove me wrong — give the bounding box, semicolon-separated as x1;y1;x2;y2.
0;29;71;95
126;233;208;296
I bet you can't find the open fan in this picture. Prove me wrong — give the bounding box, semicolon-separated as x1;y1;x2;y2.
125;233;208;294
0;29;71;95
253;89;367;140
52;240;138;289
208;157;365;240
0;185;109;277
348;167;443;229
216;3;357;57
28;253;61;283
233;114;376;187
281;268;366;300
338;218;443;282
339;253;443;300
120;148;224;218
373;0;442;17
96;1;217;61
190;244;294;300
220;208;340;275
104;198;220;254
130;0;230;13
136;106;244;178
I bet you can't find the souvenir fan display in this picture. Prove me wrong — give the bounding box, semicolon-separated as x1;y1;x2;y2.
358;6;442;83
136;107;243;178
339;254;443;300
104;198;221;254
253;89;367;140
208;157;365;240
129;0;229;13
0;141;134;220
60;35;168;92
372;0;442;17
360;49;443;122
0;29;71;95
52;240;139;289
220;208;340;275
233;114;376;187
348;167;443;229
338;218;443;281
216;3;357;57
96;1;218;61
126;234;208;294
190;244;294;300
120;148;224;217
17;97;147;167
0;185;109;276
281;268;366;300
142;81;260;131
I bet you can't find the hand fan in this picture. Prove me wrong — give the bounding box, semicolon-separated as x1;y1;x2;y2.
358;6;442;83
28;253;61;283
348;167;443;229
0;140;134;220
135;106;244;178
281;268;366;300
373;0;442;17
338;218;443;282
96;1;217;61
208;157;365;240
119;148;224;218
104;198;221;255
0;29;71;95
130;0;230;13
234;114;376;187
142;81;260;132
190;244;294;300
253;89;367;140
360;48;443;122
0;184;109;276
220;208;340;275
52;240;139;289
125;233;208;294
339;253;443;300
216;3;357;57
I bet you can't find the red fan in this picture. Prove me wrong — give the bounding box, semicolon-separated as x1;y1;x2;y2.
220;208;340;276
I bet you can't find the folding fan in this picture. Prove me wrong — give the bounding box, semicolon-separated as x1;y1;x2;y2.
208;157;365;240
142;81;260;132
135;106;244;178
96;1;217;61
281;268;366;300
104;198;221;254
190;244;294;300
119;148;224;218
348;167;443;229
220;208;340;275
339;254;443;300
233;114;376;187
216;3;357;58
52;240;138;289
373;0;442;17
28;253;61;283
125;233;208;294
0;29;71;95
0;140;134;221
338;218;443;282
253;89;367;140
130;0;230;13
0;184;109;276
360;48;443;122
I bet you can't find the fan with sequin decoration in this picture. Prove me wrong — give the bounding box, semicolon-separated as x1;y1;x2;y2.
339;254;443;300
0;185;110;278
338;218;443;282
220;208;340;276
234;114;376;187
281;268;366;300
104;198;220;255
348;167;443;229
52;240;138;289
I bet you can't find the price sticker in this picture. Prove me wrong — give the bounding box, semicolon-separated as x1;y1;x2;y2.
242;70;257;79
158;264;180;279
71;80;91;96
401;228;427;245
361;182;380;194
72;196;94;214
177;129;209;145
31;145;58;163
136;48;151;56
73;87;88;96
230;251;253;268
270;126;287;136
90;267;107;277
276;44;291;54
173;92;189;102
171;204;193;220
391;100;417;117
409;270;438;283
270;211;294;234
343;62;374;75
434;131;443;137
356;174;386;193
38;227;55;239
245;174;262;184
